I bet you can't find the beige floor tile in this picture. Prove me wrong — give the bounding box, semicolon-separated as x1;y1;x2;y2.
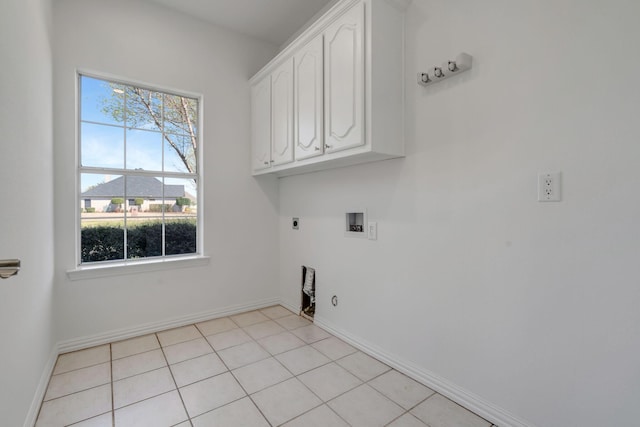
276;345;330;375
113;367;175;409
68;412;112;426
179;372;246;418
243;320;286;340
114;390;188;427
260;305;294;319
283;405;349;427
257;331;306;355
112;349;166;381
337;351;390;381
191;397;270;427
312;337;357;360
45;362;111;401
196;317;237;336
291;324;331;343
232;357;292;394
387;413;430;427
37;308;490;427
53;345;110;375
217;341;270;370
230;310;269;327
162;337;213;365
275;314;311;330
156;325;202;347
252;378;322;426
36;384;112;427
206;328;253;351
328;384;404;427
170;353;228;388
111;334;160;360
298;362;362;401
369;370;435;410
411;394;491;427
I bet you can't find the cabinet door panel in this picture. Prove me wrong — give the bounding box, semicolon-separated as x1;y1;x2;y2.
271;58;294;166
324;1;364;153
295;36;324;161
251;77;271;171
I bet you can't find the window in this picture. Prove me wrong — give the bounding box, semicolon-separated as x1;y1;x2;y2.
78;74;200;265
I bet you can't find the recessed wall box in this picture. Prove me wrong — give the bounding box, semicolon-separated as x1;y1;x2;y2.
345;210;367;237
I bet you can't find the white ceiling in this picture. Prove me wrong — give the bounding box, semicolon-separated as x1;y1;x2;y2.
146;0;337;46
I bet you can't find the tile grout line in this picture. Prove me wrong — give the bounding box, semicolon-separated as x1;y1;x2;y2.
199;322;274;426
39;366;112;404
43;307;489;427
246;325;352;426
157;331;193;427
110;343;115;427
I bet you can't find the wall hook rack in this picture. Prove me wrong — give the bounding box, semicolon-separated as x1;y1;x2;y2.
418;53;472;87
0;259;20;279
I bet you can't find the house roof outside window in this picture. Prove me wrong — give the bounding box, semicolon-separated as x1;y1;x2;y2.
81;176;185;199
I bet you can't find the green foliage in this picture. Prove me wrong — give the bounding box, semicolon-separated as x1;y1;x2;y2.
81;220;196;263
85;207;96;213
134;198;144;206
149;204;171;213
175;197;191;206
81;226;124;262
111;198;124;205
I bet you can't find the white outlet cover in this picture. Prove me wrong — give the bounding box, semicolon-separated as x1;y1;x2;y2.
538;172;561;202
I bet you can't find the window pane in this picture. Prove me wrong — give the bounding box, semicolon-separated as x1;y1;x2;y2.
81;122;124;169
165;177;197;256
126;129;162;171
80;76;124;126
124;175;164;259
80;174;124;263
126;87;162;131
164;134;196;173
164;94;198;135
78;75;200;265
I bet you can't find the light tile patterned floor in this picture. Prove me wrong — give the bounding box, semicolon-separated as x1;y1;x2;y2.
36;306;497;427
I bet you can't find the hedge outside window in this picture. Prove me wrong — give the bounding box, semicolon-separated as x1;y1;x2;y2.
78;74;200;264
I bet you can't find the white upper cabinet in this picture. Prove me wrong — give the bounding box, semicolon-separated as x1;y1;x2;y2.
250;0;406;177
294;36;324;161
324;1;364;154
271;58;294;166
251;76;271;171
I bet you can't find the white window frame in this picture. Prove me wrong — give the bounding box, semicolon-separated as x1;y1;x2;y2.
68;70;207;279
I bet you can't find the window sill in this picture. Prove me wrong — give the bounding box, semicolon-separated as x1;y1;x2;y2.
66;255;210;281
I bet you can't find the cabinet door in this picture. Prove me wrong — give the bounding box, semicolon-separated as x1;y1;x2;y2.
271;58;294;166
294;36;324;161
251;76;271;171
324;1;364;153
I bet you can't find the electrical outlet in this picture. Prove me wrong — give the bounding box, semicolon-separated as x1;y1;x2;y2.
538;172;561;202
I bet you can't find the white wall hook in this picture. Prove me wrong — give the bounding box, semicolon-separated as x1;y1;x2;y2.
418;53;472;87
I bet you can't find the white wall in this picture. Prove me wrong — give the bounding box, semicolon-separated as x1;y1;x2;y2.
278;1;640;426
53;0;279;342
0;0;55;425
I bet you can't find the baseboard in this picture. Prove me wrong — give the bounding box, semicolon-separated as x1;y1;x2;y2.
58;297;280;354
279;299;300;315
23;344;59;427
313;314;535;427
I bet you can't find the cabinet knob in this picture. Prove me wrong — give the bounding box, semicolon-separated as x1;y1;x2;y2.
263;161;269;165
314;146;320;151
325;144;331;149
270;160;274;163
